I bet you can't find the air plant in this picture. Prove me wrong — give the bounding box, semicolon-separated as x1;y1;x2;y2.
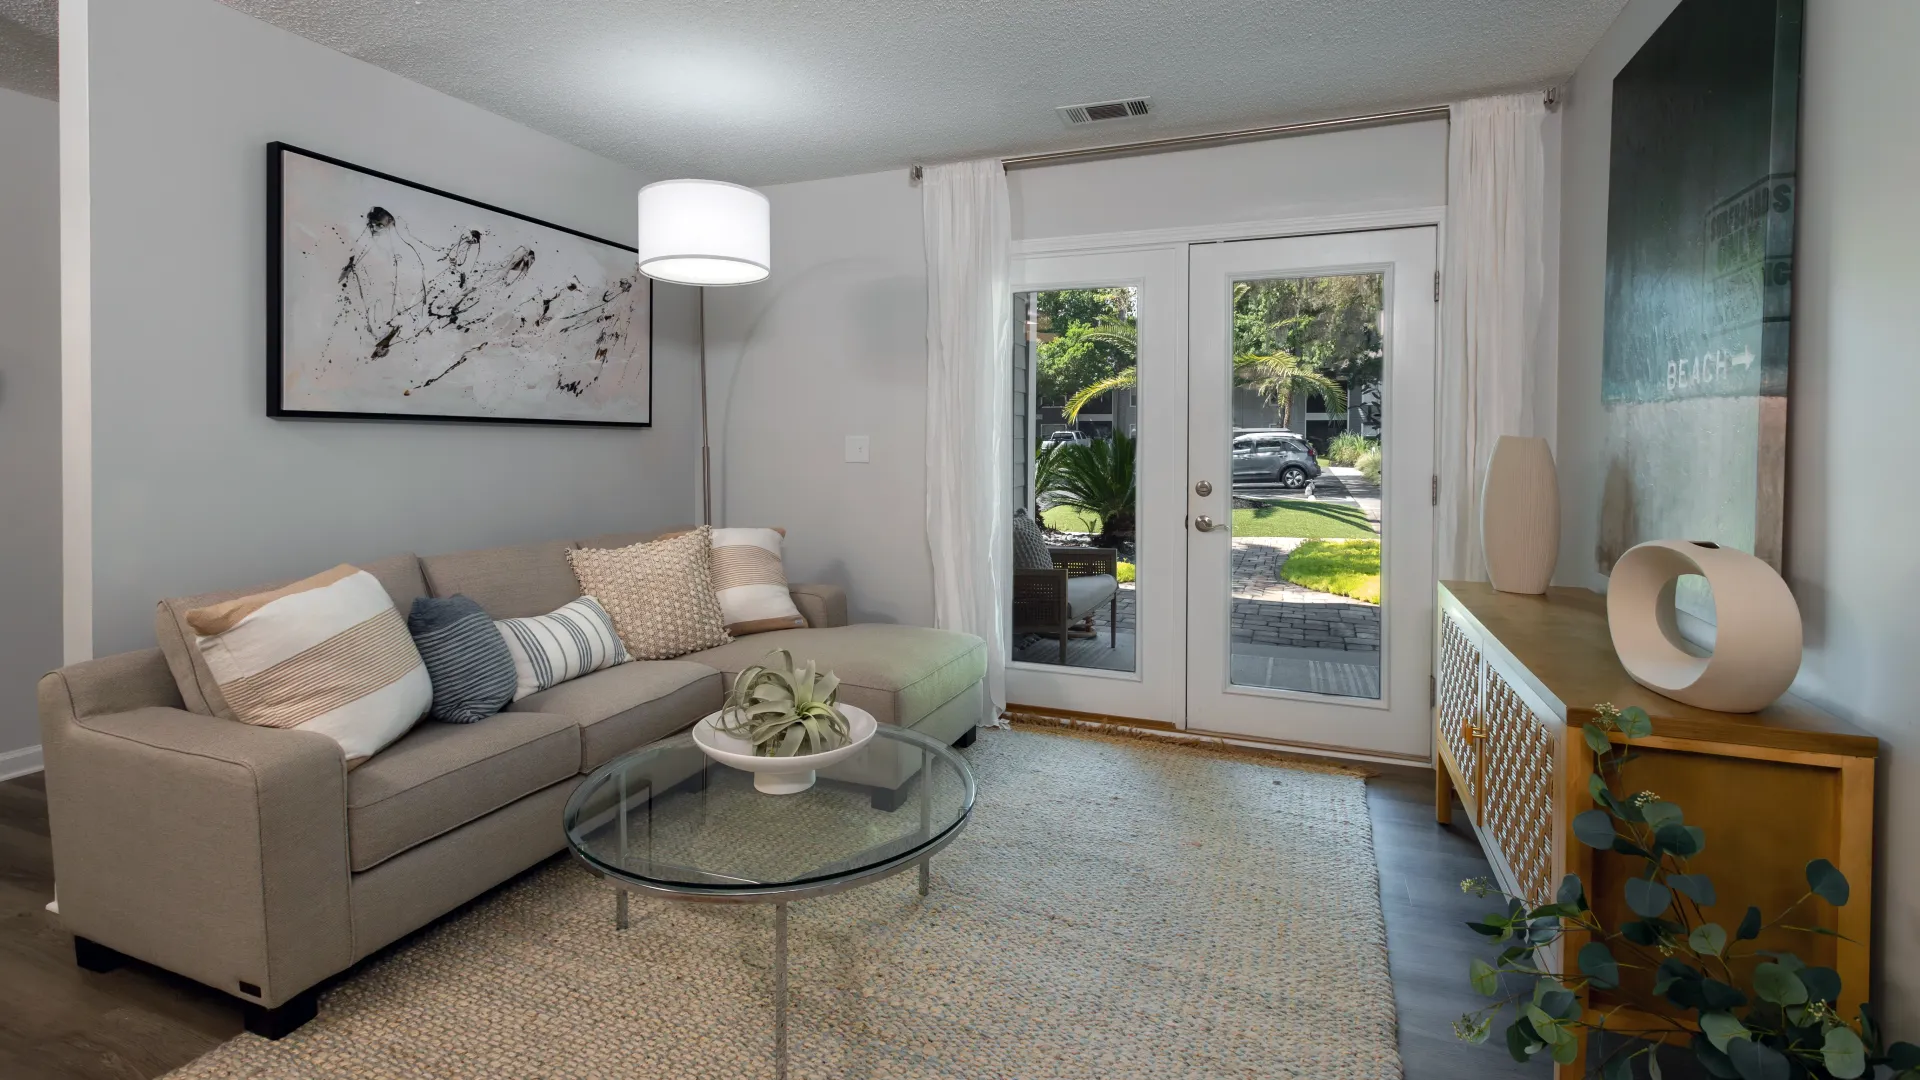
717;650;852;758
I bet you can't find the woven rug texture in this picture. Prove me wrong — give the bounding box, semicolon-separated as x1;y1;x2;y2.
165;725;1401;1079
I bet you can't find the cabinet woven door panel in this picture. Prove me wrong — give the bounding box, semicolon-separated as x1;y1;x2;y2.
1437;613;1481;806
1479;666;1556;908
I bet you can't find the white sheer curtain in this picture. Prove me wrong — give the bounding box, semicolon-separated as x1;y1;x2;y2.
921;160;1011;719
1438;93;1551;582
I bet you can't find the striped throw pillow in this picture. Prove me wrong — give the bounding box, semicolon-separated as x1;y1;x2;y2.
710;527;807;635
407;595;517;723
494;596;630;702
186;565;431;768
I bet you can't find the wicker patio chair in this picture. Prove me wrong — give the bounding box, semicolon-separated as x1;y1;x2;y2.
1012;546;1120;664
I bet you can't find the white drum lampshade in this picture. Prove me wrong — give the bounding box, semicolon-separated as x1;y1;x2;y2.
636;179;770;286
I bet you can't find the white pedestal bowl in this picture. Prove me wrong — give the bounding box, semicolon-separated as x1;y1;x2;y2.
691;705;879;794
1605;539;1802;713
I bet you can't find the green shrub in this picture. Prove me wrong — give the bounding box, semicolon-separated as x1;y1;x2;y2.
1356;446;1383;485
1326;431;1376;467
1117;561;1136;584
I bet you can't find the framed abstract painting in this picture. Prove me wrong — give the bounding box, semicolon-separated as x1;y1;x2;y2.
267;142;652;427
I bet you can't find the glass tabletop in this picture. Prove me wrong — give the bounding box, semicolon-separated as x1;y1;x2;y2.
563;724;976;899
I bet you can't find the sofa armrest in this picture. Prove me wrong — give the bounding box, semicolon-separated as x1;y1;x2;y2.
789;583;848;628
39;668;353;1008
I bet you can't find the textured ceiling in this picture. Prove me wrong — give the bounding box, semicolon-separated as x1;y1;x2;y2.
5;0;1632;180
222;0;1626;184
0;0;56;99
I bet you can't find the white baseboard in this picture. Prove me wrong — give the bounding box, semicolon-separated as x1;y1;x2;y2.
0;744;44;781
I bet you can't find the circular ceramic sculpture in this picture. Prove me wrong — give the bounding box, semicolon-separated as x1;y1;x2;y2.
1606;540;1802;713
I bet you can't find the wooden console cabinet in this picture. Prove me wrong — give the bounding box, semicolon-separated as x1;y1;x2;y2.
1435;582;1877;1075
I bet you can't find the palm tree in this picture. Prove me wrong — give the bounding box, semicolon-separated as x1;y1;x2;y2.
1060;323;1138;423
1233;350;1346;428
1046;432;1136;545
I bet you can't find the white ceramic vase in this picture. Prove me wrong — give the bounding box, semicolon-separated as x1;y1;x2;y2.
1606;539;1802;713
1480;435;1560;594
691;705;879;794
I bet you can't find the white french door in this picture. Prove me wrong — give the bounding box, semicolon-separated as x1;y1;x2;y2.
1006;226;1437;762
1185;228;1438;759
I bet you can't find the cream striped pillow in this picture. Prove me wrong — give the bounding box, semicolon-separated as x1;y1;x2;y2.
187;565;430;768
711;527;807;635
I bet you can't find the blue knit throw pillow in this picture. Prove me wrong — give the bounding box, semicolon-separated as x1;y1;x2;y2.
406;595;517;724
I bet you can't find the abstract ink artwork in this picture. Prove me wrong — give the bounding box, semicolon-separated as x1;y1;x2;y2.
1598;0;1801;611
268;143;651;426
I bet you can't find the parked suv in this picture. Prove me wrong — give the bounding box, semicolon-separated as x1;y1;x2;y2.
1230;430;1321;488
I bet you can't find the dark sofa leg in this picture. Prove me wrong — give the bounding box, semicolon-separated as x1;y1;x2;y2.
73;936;127;974
870;783;911;812
243;987;319;1040
953;726;978;749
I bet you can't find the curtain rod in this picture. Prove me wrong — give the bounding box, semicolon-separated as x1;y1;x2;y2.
908;88;1559;181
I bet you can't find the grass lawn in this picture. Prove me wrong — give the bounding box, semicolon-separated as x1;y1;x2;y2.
1231;501;1376;540
1279;539;1381;603
1041;505;1102;533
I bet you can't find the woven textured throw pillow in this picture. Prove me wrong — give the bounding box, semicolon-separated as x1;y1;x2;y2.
710;527;807;635
568;526;732;660
186;564;430;767
493;596;630;702
1012;509;1056;571
407;595;517;723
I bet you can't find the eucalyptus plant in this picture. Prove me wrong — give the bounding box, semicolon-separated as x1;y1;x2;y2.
717;650;852;758
1457;703;1917;1080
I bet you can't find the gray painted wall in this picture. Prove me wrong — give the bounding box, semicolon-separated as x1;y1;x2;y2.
79;0;700;656
1558;0;1920;1028
0;86;61;764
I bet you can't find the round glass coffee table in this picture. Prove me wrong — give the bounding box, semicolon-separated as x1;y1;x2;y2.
563;724;976;1079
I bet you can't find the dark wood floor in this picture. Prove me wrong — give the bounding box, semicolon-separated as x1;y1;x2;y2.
0;766;1543;1079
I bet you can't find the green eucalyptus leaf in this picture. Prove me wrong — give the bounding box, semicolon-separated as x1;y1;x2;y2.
1725;1036;1790;1080
1753;962;1809;1006
1505;1018;1539;1063
1691;1034;1741;1079
1821;1026;1866;1079
1669;873;1717;906
1617;707;1654;738
1800;966;1842;1004
1469;958;1499;997
1648;1047;1664;1079
1736;905;1763;940
1700;979;1748;1011
1602;1056;1633;1080
1584;722;1614;756
1578;941;1620;989
1884;1042;1920;1071
1556;874;1587;910
1465;918;1508;938
1699;1011;1750;1053
1574;809;1618;850
1625;877;1673;918
1807;859;1851;906
1655;823;1705;858
1690;923;1729;957
1641;800;1685;829
1612;836;1654;858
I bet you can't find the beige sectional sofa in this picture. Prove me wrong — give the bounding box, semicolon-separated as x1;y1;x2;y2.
38;528;988;1037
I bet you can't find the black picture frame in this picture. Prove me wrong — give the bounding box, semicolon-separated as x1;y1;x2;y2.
266;141;653;428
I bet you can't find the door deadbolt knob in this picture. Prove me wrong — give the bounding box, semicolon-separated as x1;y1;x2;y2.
1194;480;1213;496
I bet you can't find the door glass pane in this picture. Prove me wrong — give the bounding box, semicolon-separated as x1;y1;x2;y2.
1226;274;1383;698
1008;287;1137;673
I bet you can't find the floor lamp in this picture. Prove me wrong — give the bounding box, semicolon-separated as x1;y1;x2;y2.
635;179;771;526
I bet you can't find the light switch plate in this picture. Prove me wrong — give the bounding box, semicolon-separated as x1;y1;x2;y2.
844;435;870;463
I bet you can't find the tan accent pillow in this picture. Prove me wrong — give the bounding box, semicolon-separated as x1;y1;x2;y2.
710;527;807;635
566;526;732;660
186;565;430;767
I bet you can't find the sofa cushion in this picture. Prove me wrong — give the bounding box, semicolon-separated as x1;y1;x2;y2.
419;540;579;619
682;625;986;728
156;553;426;719
346;711;580;871
1066;575;1118;621
508;660;722;770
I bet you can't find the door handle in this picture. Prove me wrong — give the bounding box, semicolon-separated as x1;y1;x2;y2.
1193;515;1220;532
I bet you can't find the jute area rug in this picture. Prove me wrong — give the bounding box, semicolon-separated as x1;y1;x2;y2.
167;725;1400;1080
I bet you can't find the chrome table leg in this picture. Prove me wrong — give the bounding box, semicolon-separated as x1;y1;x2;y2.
616;889;628;931
773;901;789;1080
918;747;932;897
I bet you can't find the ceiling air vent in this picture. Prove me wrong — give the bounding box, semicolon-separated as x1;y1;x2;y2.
1056;97;1151;127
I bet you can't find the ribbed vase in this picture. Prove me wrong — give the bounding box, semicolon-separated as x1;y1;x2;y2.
1480;435;1559;594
